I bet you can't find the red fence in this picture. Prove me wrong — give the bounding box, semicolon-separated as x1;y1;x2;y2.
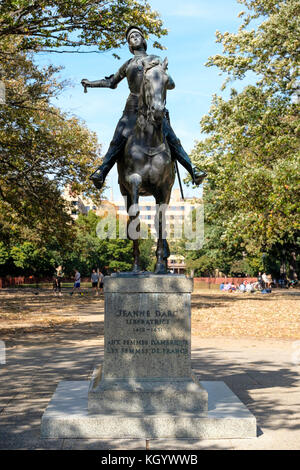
194;277;257;286
0;276;53;288
0;275;257;289
0;276;91;288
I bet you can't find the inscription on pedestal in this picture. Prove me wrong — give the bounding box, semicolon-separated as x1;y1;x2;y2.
106;309;188;356
102;280;192;379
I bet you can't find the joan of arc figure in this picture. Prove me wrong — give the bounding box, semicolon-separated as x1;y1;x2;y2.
81;26;206;190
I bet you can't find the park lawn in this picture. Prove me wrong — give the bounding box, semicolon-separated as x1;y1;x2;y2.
0;288;299;340
192;290;300;340
0;288;100;336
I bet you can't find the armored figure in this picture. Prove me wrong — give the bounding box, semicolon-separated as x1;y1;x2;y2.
81;26;206;190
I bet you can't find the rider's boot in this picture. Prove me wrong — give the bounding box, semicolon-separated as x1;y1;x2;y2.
168;138;207;186
164;122;207;186
192;166;207;186
90;136;127;189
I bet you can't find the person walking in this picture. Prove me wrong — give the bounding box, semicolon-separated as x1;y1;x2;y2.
91;269;99;296
53;265;63;296
70;269;82;296
98;270;104;295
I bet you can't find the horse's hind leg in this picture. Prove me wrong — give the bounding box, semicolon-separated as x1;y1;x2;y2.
127;174;142;272
163;239;170;262
154;193;170;274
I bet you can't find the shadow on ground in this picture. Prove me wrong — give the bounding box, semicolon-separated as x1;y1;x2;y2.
0;312;299;449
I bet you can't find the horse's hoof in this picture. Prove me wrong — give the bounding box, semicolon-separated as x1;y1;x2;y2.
132;264;141;273
154;263;167;274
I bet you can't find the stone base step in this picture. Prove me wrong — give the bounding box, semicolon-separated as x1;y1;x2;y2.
41;381;257;439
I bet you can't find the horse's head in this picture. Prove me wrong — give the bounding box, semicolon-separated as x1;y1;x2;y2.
140;57;169;124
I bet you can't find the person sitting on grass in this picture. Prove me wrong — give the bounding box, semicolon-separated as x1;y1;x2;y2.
239;282;246;293
246;282;254;293
223;282;233;292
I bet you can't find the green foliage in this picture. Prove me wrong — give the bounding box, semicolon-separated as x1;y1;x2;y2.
192;86;299;255
185;254;216;277
60;213;151;276
206;0;300;95
0;241;8;265
0;0;167;53
139;238;155;271
0;1;167;279
190;0;300;278
229;256;263;276
0;41;103;251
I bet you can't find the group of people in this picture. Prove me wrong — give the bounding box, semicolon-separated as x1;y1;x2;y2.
53;267;105;296
220;272;273;294
219;281;255;293
237;280;262;293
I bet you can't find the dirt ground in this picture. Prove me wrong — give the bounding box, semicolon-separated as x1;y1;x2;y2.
192;289;300;339
0;287;299;450
0;287;299;340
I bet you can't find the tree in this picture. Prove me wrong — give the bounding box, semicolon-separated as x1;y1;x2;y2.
191;0;300;278
0;0;167;54
0;2;167;278
63;212;134;275
0;41;103;249
192;86;299;254
206;0;300;95
139;237;155;271
0;241;8;265
185;254;216;277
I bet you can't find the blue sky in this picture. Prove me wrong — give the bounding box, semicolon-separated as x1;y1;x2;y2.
37;0;247;199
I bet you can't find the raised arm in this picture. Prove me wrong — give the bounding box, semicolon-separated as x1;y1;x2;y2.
81;60;130;90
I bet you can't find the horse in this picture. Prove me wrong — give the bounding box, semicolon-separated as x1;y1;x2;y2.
117;57;175;274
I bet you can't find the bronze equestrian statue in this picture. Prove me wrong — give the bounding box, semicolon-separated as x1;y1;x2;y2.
81;26;206;273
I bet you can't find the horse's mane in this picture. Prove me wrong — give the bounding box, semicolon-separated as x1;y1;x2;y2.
137;57;166;130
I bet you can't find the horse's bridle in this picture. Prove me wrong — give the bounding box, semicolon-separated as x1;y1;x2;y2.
141;59;168;124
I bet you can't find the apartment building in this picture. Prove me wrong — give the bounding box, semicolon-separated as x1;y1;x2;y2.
63;186;201;274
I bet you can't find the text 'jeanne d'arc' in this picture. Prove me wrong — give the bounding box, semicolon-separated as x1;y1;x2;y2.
115;310;176;318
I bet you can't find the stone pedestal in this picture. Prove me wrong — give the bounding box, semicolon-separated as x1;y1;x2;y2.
41;274;257;439
88;274;208;415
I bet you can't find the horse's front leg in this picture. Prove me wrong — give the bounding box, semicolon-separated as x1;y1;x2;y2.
128;174;142;273
154;202;168;274
128;215;140;273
